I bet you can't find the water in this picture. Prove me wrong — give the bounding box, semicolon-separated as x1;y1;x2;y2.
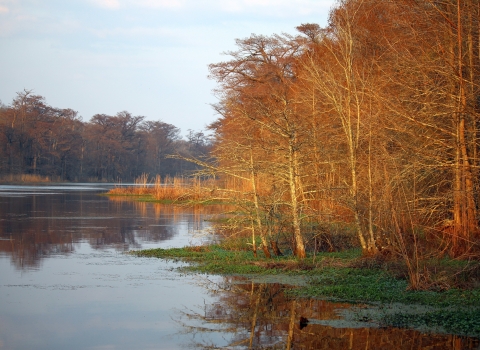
0;185;479;349
0;184;228;349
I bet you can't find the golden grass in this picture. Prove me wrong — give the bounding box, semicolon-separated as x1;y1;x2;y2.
0;174;60;183
107;173;357;224
108;175;220;202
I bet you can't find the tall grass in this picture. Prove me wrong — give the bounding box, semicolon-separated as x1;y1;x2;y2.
108;174;220;202
0;174;61;183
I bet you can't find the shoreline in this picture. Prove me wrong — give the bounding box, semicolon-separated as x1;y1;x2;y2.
131;244;480;338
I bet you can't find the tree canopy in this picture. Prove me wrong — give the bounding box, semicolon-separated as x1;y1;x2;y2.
207;0;480;264
0;90;210;182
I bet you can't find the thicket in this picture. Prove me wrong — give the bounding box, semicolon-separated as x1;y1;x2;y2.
182;0;480;290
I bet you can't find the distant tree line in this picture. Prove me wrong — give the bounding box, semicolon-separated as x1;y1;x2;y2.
0;90;210;181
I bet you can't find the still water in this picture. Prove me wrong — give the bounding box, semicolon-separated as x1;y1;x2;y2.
0;185;479;350
0;184;227;349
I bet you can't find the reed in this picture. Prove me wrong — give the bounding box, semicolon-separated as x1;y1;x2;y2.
107;175;219;202
0;174;59;183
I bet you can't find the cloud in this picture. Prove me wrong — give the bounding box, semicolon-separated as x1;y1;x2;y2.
89;0;331;15
89;0;121;10
88;0;186;10
216;0;332;16
0;0;15;14
133;0;185;9
89;26;179;40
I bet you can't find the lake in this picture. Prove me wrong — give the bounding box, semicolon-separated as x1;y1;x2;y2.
0;185;479;349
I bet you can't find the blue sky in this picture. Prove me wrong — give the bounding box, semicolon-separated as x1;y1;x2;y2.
0;0;335;137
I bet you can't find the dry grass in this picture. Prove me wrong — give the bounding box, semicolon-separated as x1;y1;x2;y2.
0;174;60;183
108;174;220;202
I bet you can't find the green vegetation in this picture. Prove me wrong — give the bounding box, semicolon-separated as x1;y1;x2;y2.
135;245;277;274
134;244;480;306
294;268;480;307
132;238;480;336
381;310;480;337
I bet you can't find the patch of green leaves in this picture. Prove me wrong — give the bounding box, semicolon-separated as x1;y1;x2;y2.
382;309;480;336
132;245;272;274
291;267;480;307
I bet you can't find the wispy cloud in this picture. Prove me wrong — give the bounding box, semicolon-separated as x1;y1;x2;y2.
85;0;330;15
89;26;178;39
133;0;185;9
0;0;14;14
89;0;121;10
87;0;185;10
219;0;332;16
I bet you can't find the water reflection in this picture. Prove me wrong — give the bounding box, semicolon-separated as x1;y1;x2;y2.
179;276;480;349
0;185;231;350
0;186;221;270
2;186;479;349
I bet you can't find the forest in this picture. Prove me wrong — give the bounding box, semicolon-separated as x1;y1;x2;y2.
195;0;480;280
0;90;210;182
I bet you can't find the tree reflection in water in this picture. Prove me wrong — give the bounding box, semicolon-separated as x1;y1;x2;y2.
178;276;480;349
0;190;221;270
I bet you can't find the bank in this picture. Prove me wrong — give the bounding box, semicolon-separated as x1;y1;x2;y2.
132;242;480;338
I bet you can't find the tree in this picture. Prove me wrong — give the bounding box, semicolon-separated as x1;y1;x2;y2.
84;112;144;181
297;1;383;253
139;120;180;176
209;34;311;258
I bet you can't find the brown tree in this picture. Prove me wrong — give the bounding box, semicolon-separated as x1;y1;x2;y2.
209;34;311;258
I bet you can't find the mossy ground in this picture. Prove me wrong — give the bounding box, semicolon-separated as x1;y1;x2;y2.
132;241;480;337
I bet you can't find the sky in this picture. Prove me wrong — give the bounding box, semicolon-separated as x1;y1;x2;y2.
0;0;336;137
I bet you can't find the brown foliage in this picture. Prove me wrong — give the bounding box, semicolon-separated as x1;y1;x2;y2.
203;0;480;288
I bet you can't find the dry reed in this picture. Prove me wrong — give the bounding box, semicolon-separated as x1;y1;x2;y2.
0;174;60;183
108;174;220;202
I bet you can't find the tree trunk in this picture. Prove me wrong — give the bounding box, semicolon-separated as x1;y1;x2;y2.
250;149;270;258
288;139;306;259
